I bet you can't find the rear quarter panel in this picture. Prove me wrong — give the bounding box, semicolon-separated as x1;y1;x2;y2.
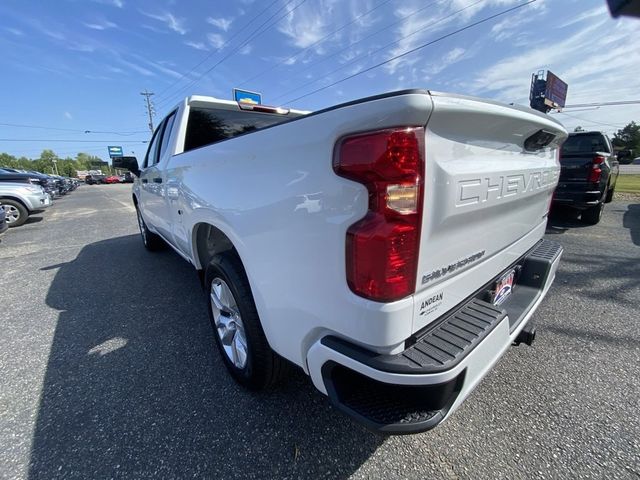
167;93;435;367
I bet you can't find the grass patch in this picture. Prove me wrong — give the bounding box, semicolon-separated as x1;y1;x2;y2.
616;175;640;194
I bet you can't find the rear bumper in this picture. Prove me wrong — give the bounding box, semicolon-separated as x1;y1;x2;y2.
553;182;603;209
307;239;562;434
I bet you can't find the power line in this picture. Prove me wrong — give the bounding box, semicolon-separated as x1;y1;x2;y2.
281;0;537;105
556;111;625;129
154;0;281;100
277;0;489;104
237;0;395;88
0;122;147;135
563;100;640;108
155;0;310;110
269;0;444;103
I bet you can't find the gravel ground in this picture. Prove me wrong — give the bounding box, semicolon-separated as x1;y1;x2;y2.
0;184;638;479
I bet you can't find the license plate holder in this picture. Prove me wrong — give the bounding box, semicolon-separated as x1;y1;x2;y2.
491;269;515;306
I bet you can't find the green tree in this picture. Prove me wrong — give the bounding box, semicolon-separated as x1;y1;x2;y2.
612;121;640;154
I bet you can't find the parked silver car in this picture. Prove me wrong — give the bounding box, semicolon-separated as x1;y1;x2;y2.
0;183;51;227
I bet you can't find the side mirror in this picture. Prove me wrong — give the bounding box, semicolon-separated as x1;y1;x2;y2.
112;156;140;176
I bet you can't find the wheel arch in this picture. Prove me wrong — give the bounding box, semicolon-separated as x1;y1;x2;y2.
192;222;243;273
0;195;30;211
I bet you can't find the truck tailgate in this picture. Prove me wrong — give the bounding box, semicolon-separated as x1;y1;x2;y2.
416;92;566;300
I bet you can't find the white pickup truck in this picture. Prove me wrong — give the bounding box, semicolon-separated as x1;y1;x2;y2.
115;90;567;434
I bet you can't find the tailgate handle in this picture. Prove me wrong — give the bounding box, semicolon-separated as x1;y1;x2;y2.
524;129;557;152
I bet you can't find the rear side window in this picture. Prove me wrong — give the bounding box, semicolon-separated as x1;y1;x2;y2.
158;111;177;160
184;107;289;152
561;133;610;154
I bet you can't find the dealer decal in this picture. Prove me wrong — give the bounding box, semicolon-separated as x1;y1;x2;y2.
419;291;444;317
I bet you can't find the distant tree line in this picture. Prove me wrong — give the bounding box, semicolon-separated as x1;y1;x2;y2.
0;149;109;177
611;121;639;154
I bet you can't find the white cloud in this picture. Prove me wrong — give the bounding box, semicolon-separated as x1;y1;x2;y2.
4;27;23;36
423;47;466;78
557;5;608;29
468;13;640;135
185;40;207;51
140;11;187;35
278;0;340;50
64;112;72;120
114;56;155;77
206;17;233;31
42;29;65;41
84;20;118;30
91;0;124;7
207;33;225;50
68;43;95;52
239;44;252;55
384;0;542;74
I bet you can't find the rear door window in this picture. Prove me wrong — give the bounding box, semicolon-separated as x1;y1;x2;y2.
158;111;177;162
184;107;289;152
143;121;164;169
561;133;609;155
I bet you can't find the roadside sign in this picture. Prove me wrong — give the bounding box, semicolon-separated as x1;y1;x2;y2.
108;146;123;157
544;71;568;108
233;88;262;105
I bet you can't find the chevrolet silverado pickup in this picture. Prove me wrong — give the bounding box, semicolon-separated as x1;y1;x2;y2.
116;90;567;434
553;131;619;225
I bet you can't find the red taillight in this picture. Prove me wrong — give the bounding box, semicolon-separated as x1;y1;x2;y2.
334;127;424;302
588;155;605;183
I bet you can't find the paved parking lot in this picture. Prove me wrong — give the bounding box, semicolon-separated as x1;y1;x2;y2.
1;184;639;479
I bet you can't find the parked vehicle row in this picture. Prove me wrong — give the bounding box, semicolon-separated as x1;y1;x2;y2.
85;173;133;184
0;167;79;228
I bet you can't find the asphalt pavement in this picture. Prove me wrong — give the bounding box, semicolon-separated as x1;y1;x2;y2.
1;184;639;479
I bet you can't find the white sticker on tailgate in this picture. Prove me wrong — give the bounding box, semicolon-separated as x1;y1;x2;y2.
419;291;444;317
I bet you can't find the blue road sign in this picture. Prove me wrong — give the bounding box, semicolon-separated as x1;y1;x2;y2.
108;146;123;157
233;88;262;105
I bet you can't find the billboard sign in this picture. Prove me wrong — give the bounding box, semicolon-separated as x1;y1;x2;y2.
108;146;123;157
544;71;568;108
233;88;262;105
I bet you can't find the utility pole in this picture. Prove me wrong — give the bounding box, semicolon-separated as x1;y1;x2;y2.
140;90;155;134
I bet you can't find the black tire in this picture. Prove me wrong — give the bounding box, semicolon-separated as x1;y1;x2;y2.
581;202;604;225
135;207;164;251
605;186;615;203
205;252;288;390
1;199;29;227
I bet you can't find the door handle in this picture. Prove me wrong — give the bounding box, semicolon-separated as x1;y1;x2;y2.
141;178;148;184
153;178;163;183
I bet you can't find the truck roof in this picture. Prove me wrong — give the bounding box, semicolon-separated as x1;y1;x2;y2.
182;95;311;116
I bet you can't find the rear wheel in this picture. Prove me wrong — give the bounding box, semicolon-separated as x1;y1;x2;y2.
581;201;604;225
2;199;29;227
205;252;288;390
135;207;164;251
605;186;615;203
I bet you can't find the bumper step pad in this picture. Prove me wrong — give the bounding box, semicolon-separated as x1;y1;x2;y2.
323;298;506;375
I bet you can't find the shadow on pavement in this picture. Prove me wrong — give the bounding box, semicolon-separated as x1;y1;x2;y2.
622;203;639;246
545;207;588;235
29;235;381;479
557;254;640;308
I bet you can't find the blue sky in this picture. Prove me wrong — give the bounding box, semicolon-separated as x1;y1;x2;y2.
1;0;639;162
